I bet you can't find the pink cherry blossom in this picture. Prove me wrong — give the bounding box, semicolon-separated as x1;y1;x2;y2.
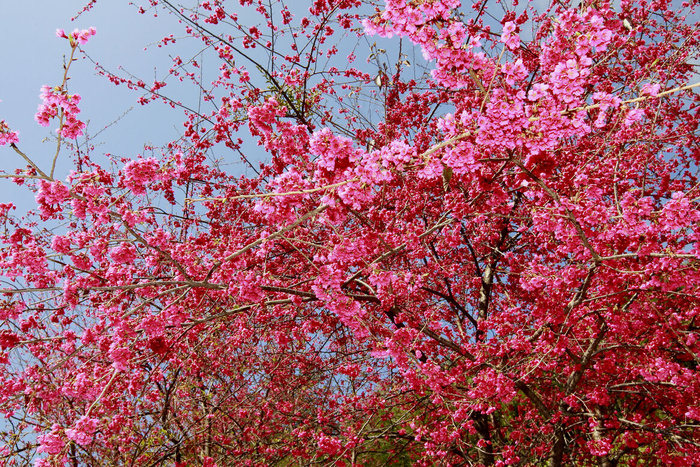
36;425;64;455
0;119;19;145
35;85;86;138
641;82;661;96
65;416;98;446
2;1;700;466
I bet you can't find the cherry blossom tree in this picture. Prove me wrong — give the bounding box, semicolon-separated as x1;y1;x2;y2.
2;0;700;465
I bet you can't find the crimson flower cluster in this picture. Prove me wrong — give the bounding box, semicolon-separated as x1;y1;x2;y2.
1;1;700;466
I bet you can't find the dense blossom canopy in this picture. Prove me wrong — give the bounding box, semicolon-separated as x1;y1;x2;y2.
1;0;700;466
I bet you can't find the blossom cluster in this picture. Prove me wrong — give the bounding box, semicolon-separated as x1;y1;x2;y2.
35;85;86;139
0;119;19;146
3;1;700;466
35;179;71;218
120;157;164;195
55;27;97;46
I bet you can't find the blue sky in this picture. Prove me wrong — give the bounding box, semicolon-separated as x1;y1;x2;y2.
0;1;201;211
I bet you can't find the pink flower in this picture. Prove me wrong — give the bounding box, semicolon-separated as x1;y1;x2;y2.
587;438;612;456
503;21;516;35
109;345;132;371
0;120;19;146
501;21;519;50
65;416;98;446
0;331;20;350
55;26;97;47
446;22;466;45
36;425;65;455
68;27;97;46
623;107;645;127
121;157;162;195
468;35;483;49
247;97;285;136
590;29;613;50
527;83;549;101
686;407;700;420
502;59;527;85
641;83;661;97
36;180;70;204
51;235;72;254
35;85;86;138
35;180;71;217
592;92;622;109
590;15;604;29
316;433;343;455
109;243;137;264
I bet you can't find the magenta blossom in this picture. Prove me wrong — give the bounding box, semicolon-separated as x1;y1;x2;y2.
35;85;86;138
56;27;96;46
0;119;19;145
